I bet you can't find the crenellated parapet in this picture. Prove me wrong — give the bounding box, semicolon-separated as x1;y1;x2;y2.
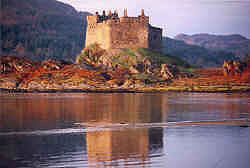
87;9;149;25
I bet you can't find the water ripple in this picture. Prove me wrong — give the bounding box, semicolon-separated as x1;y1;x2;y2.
1;119;249;136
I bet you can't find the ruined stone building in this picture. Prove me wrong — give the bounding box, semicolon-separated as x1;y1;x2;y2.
85;9;162;52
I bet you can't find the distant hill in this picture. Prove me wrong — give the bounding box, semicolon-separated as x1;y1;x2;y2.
174;33;250;59
162;37;235;67
0;0;91;61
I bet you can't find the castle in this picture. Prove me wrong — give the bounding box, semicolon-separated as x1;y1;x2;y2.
85;9;162;52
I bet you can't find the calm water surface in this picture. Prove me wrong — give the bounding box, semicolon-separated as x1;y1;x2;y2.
0;92;250;168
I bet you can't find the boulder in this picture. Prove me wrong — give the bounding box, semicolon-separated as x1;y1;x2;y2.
160;64;174;79
41;59;71;71
0;56;32;73
129;66;139;74
143;59;152;74
0;76;20;89
121;79;134;88
222;59;246;76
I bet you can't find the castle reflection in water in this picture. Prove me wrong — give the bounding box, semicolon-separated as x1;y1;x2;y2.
0;93;166;167
1;93;249;167
86;128;163;167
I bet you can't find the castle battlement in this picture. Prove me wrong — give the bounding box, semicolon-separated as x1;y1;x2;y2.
87;9;149;25
85;9;162;52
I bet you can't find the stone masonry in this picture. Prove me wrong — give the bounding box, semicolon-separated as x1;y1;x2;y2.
85;9;162;52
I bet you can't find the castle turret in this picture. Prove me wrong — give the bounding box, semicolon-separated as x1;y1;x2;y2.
124;8;128;17
138;9;149;24
141;9;145;16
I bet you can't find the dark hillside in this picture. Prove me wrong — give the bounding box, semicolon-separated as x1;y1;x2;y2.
174;33;250;59
1;0;91;61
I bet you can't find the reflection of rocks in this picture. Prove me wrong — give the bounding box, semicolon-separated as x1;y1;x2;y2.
0;133;86;168
0;93;167;132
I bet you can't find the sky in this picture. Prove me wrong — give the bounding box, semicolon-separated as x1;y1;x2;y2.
58;0;250;38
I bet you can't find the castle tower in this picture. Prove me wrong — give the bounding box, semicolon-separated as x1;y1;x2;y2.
114;10;118;17
85;9;162;52
108;10;112;17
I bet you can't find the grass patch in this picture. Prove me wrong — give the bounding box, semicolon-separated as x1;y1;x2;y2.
137;48;195;72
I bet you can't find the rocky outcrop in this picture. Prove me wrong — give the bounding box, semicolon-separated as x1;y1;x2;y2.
222;60;246;76
76;43;106;68
41;59;71;71
159;64;179;80
0;75;20;89
76;45;185;84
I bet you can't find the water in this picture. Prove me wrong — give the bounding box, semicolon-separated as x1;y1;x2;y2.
0;92;249;168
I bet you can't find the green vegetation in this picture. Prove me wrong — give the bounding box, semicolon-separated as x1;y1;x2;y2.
109;48;193;72
137;48;192;69
76;43;106;65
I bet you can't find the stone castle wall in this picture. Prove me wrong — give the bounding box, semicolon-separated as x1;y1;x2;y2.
109;17;149;49
85;9;162;52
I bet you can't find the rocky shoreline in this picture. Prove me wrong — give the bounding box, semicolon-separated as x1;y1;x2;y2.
1;48;250;93
1;86;250;93
1;76;250;93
